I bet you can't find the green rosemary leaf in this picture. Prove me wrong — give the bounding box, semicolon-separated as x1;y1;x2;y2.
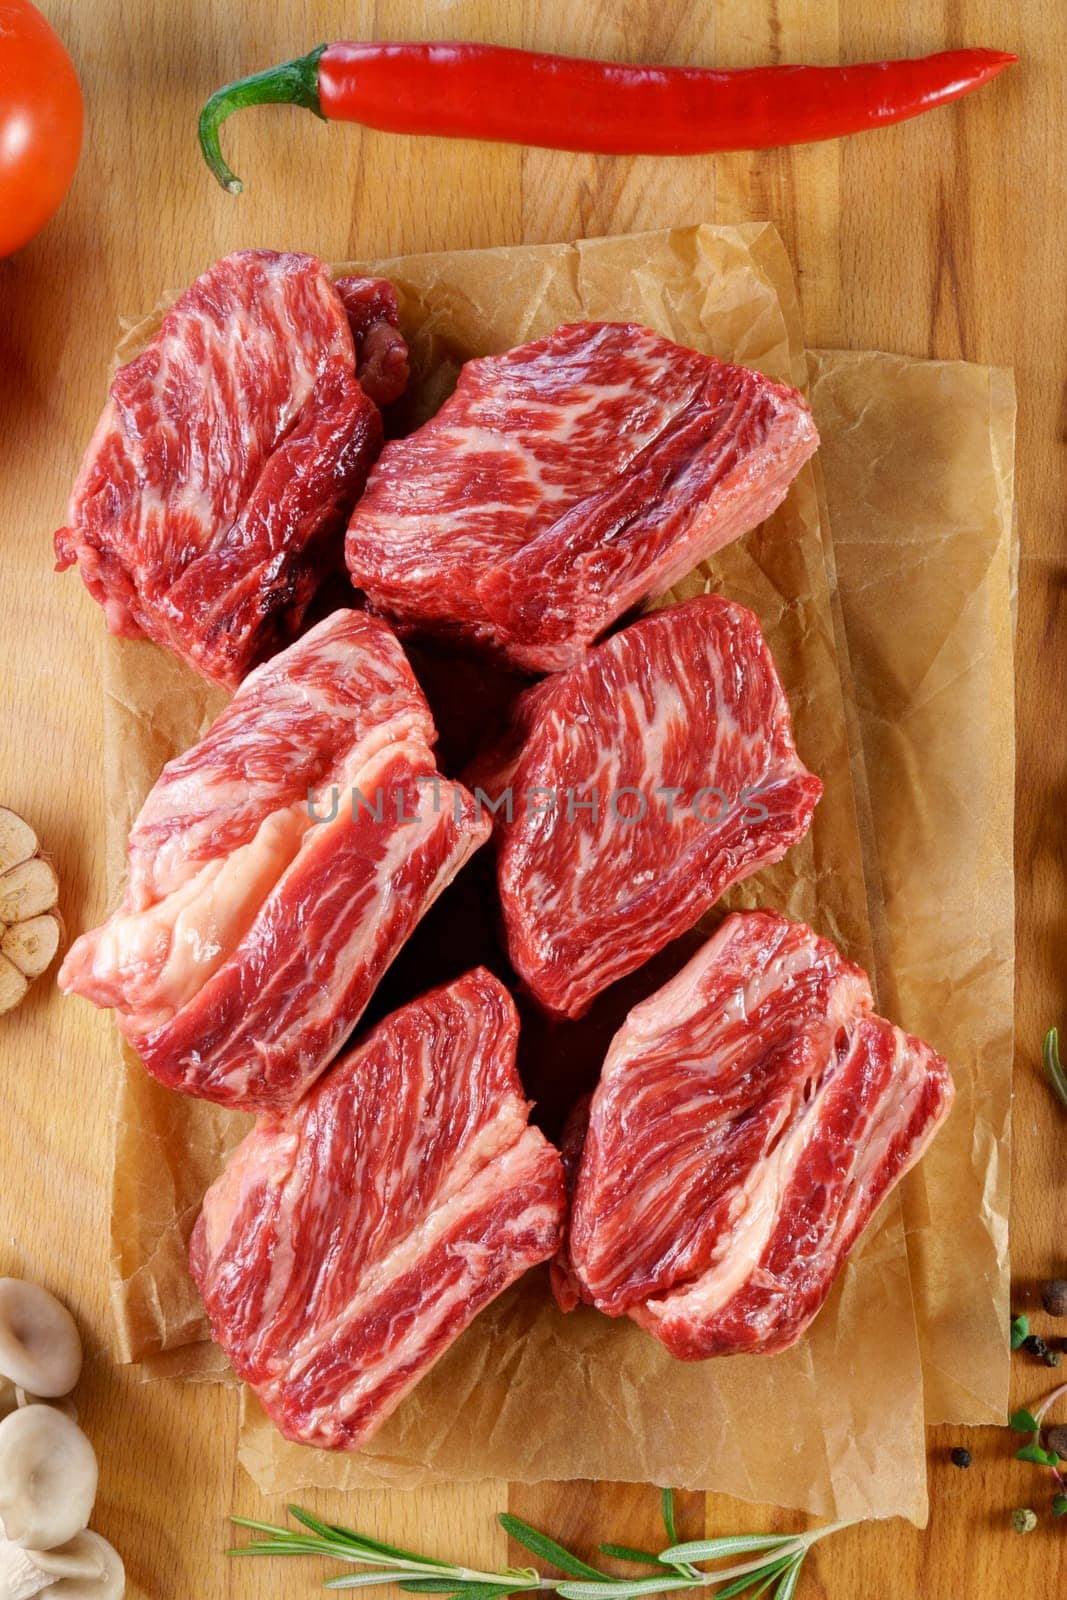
771;1558;804;1600
1009;1409;1040;1433
324;1524;438;1563
499;1513;608;1579
324;1574;426;1591
289;1505;343;1540
399;1581;476;1592
1043;1028;1067;1112
660;1536;794;1565
228;1538;341;1557
394;1587;520;1600
598;1545;666;1568
661;1491;680;1548
557;1579;693;1600
230;1516;293;1533
1010;1315;1030;1350
227;1544;310;1557
395;1588;520;1600
748;1559;797;1600
712;1555;794;1600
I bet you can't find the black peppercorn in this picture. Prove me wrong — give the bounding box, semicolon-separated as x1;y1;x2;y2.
1042;1279;1067;1318
1045;1425;1067;1459
1022;1334;1050;1359
950;1447;972;1468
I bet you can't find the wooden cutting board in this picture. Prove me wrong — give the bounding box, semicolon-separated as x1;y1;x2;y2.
0;3;1061;1595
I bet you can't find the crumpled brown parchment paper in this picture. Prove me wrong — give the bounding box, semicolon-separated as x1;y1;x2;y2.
97;223;1011;1524
808;351;1015;1425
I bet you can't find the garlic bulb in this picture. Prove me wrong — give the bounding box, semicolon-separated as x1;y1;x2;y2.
0;811;61;1013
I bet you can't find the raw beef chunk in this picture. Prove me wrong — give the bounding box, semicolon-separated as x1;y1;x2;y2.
345;322;818;672
335;275;410;406
466;594;821;1019
58;610;489;1113
558;911;954;1357
55;250;408;687
190;969;566;1450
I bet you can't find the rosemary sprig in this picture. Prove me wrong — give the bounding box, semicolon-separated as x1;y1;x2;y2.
230;1490;852;1599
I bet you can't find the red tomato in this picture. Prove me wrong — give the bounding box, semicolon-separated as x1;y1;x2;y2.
0;1;82;255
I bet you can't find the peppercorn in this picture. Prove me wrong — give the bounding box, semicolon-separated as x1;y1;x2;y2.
950;1447;972;1468
1044;1349;1062;1368
1041;1278;1067;1318
1011;1508;1038;1534
1022;1334;1050;1359
1045;1425;1067;1459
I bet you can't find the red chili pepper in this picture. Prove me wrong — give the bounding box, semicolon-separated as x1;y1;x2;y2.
198;42;1017;194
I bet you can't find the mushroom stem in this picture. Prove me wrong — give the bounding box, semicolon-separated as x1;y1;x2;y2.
0;1537;55;1599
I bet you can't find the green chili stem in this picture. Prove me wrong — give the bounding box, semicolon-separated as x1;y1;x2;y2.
198;45;327;194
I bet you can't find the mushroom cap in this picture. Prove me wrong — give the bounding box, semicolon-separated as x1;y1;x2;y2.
0;1405;98;1549
0;1280;83;1398
39;1530;125;1597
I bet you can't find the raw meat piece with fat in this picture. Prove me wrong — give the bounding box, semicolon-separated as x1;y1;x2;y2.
189;968;566;1450
58;609;490;1113
335;275;410;406
54;250;408;688
466;594;822;1019
345;321;818;672
556;910;954;1357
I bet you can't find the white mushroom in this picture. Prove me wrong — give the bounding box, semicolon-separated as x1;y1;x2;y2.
0;1405;97;1549
0;1527;124;1599
36;1530;125;1598
0;1280;83;1398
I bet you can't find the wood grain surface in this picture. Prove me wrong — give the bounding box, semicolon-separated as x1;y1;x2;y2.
0;2;1062;1595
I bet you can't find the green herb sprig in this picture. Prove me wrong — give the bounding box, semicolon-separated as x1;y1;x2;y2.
1010;1383;1067;1517
230;1491;852;1599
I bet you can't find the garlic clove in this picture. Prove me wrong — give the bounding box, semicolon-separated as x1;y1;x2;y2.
40;1530;125;1597
0;811;38;877
0;955;29;1013
0;1280;83;1398
2;916;61;981
0;859;59;926
0;1405;97;1550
